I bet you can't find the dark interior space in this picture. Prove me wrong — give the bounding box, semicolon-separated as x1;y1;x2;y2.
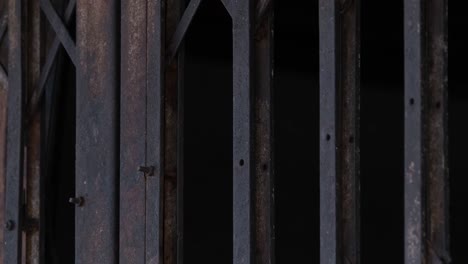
360;0;404;263
448;1;468;263
42;0;468;263
183;1;233;263
43;1;76;263
273;0;318;263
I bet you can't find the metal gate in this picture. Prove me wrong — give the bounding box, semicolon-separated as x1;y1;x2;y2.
0;0;450;263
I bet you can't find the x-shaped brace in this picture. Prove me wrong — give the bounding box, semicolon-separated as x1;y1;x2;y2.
28;0;76;119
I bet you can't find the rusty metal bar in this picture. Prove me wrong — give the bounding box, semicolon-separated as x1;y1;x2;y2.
319;0;360;263
319;2;340;261
4;0;25;262
404;0;449;263
340;0;360;263
426;0;449;263
254;0;274;263
5;0;22;262
147;0;165;262
404;4;425;264
75;0;118;262
232;0;254;263
404;0;425;263
40;0;77;65
0;69;8;264
119;0;147;262
25;0;42;262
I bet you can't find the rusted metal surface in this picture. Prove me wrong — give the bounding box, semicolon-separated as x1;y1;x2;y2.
0;72;7;264
232;0;254;263
0;0;454;263
254;2;274;263
404;0;425;263
319;0;360;263
0;5;7;263
4;0;25;262
340;0;360;263
147;0;165;262
119;0;147;262
25;0;42;262
405;0;450;263
75;0;118;262
426;0;449;263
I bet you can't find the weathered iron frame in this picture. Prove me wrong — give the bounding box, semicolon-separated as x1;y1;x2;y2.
0;0;450;263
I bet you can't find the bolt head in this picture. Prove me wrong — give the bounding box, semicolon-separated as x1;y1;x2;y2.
5;220;14;231
69;197;84;207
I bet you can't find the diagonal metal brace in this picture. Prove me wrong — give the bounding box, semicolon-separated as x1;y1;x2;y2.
28;0;76;121
40;0;77;65
167;0;203;62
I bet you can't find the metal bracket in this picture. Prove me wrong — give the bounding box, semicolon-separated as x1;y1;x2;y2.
138;165;155;176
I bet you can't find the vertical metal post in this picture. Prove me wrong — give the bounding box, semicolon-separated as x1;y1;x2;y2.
340;0;360;263
75;0;118;262
146;0;165;262
254;0;274;263
426;0;449;263
4;0;25;262
25;0;42;262
404;1;425;262
120;0;147;262
404;0;449;263
0;76;6;264
319;0;360;263
233;0;254;263
0;6;8;262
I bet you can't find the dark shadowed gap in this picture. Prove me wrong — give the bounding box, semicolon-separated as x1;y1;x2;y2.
43;53;76;264
274;0;318;263
360;0;404;263
182;1;233;263
43;1;76;262
449;1;468;262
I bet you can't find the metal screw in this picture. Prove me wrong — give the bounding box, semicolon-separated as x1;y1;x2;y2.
5;220;14;231
69;197;84;207
138;165;155;176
